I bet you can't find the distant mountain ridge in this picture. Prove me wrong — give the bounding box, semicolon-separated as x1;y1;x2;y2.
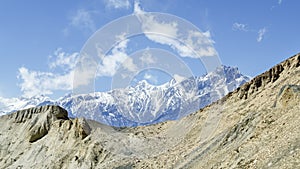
0;65;250;127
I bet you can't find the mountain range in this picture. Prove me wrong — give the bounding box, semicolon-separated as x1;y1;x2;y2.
0;65;250;127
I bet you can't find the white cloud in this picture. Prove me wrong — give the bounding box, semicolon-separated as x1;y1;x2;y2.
183;30;216;57
232;22;248;31
122;57;138;72
69;9;96;32
105;0;130;9
72;53;99;89
143;32;216;58
139;50;156;64
144;72;158;84
271;0;283;10
73;33;135;90
134;0;143;14
232;22;268;42
49;48;79;71
257;28;267;42
96;38;131;76
18;49;80;98
134;1;178;38
18;67;74;98
17;36;133;97
134;1;217;58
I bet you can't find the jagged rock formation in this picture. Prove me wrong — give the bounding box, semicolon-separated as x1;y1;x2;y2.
0;53;299;169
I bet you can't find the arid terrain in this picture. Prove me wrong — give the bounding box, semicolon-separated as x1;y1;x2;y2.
0;53;299;169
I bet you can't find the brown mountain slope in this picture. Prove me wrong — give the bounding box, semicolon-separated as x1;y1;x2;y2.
0;53;299;169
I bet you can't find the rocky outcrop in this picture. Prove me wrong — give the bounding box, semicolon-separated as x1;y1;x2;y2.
8;105;69;142
3;105;92;143
0;105;96;169
276;84;300;108
237;53;300;99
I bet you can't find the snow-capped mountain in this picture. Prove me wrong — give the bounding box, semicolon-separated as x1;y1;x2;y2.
0;95;53;116
0;66;250;127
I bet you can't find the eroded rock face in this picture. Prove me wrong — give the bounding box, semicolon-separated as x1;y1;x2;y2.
0;105;98;169
10;105;68;123
237;54;300;99
10;106;69;142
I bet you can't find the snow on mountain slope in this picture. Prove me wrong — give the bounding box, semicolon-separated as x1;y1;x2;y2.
0;95;53;116
0;66;250;127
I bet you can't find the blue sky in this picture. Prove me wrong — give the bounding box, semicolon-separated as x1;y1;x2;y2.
0;0;299;99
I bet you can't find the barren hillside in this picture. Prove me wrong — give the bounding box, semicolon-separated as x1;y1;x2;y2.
0;53;299;169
